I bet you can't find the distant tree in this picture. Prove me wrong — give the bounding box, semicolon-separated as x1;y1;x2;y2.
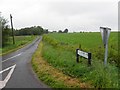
63;28;68;33
44;29;49;34
14;26;48;36
52;31;57;33
58;30;62;33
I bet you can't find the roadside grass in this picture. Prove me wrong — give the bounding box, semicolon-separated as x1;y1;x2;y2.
1;35;37;55
31;42;92;88
40;32;119;88
42;42;118;88
32;32;119;88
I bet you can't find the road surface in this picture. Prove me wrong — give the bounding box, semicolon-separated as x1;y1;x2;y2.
1;36;49;89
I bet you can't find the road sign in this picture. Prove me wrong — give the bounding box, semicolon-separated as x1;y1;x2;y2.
76;49;91;65
100;27;111;66
78;50;88;59
100;27;111;47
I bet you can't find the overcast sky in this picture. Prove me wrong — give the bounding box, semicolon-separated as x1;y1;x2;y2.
0;0;118;32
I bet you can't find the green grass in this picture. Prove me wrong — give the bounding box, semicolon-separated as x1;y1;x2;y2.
1;35;37;55
43;32;118;65
0;48;2;53
47;32;118;48
41;32;119;88
47;32;102;48
32;42;81;88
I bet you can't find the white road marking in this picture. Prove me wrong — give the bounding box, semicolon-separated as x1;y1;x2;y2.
0;64;16;89
2;53;22;63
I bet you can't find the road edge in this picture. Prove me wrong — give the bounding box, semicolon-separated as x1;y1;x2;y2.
27;37;50;88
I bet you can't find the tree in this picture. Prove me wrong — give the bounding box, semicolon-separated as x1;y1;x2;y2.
63;28;68;33
44;29;49;34
0;14;10;47
14;26;48;36
58;30;62;33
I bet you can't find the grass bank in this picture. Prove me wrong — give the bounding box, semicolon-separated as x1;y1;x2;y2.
32;32;119;88
32;41;92;88
42;42;118;88
41;32;119;88
1;35;37;56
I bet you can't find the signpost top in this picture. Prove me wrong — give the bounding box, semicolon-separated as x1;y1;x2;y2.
100;27;111;30
100;27;111;46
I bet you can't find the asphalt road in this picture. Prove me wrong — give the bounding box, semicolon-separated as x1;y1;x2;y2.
1;36;49;89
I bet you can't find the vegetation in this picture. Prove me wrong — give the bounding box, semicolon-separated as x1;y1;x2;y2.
1;35;37;55
41;32;119;88
32;41;91;88
15;26;48;36
0;14;48;55
0;13;11;47
58;28;69;33
43;32;118;66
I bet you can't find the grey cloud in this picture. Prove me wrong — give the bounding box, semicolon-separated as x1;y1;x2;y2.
47;2;115;16
0;0;118;32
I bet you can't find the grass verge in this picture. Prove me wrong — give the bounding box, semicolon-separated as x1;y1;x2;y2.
1;35;37;56
42;42;118;88
31;41;92;88
32;32;119;89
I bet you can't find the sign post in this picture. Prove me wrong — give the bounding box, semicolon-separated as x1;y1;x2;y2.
100;27;111;66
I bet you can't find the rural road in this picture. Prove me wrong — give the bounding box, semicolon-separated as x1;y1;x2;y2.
1;36;50;89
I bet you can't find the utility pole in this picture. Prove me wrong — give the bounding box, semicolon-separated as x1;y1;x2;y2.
10;14;15;44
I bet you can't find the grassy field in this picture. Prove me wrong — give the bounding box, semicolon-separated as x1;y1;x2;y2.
40;32;119;88
1;35;37;55
43;32;118;65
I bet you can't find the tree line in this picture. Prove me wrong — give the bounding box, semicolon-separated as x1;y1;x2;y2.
0;14;48;47
0;14;68;47
15;26;48;36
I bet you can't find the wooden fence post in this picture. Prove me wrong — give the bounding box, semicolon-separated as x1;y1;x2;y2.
76;49;79;63
88;52;91;65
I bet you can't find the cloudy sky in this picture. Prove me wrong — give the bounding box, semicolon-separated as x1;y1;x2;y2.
0;0;118;32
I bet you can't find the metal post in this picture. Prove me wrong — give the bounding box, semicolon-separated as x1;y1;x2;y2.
100;27;111;67
10;14;15;44
104;43;108;66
